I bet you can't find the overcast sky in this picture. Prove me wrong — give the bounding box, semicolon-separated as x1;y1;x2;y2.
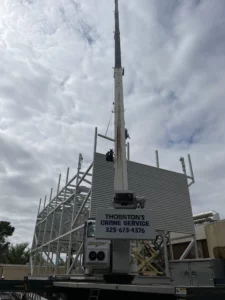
0;0;225;244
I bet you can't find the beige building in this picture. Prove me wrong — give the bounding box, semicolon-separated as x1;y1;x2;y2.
0;265;66;280
170;211;225;260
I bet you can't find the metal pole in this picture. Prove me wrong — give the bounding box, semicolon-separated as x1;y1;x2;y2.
46;174;61;274
41;188;53;275
94;127;98;155
33;239;40;272
38;195;47;275
163;231;170;276
168;232;174;260
193;234;199;259
42;187;53;274
88;127;97;220
32;198;42;273
188;154;195;183
50;252;54;273
78;253;83;274
180;239;195;260
55;168;70;274
67;242;84;274
155;150;159;168
72;189;91;228
98;133;114;142
127;142;130;161
30;252;33;275
67;154;83;273
43;196;47;210
37;198;42;215
44;252;55;267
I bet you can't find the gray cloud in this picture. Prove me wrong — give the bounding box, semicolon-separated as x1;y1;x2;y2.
0;0;225;243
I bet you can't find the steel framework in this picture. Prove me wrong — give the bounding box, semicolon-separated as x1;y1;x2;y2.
30;127;108;275
30;147;94;275
30;126;196;276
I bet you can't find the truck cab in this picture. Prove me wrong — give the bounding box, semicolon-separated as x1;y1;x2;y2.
83;219;111;274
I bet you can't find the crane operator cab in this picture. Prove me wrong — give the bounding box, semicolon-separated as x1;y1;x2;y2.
83;218;111;275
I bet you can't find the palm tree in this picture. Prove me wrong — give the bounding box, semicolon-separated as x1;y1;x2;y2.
6;243;30;265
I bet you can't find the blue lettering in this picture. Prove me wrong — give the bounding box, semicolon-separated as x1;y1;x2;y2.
123;221;149;226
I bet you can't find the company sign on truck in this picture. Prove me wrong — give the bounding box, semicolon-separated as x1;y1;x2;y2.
95;208;155;240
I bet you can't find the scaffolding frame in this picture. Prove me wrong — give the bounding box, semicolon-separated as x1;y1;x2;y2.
30;128;98;275
30;127;111;275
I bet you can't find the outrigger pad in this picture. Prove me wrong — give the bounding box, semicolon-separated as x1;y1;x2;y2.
103;274;134;285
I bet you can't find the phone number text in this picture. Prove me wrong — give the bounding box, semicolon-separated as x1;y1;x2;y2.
105;227;145;234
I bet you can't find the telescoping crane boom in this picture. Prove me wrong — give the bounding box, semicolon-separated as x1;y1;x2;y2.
106;0;133;278
83;0;155;283
113;0;128;192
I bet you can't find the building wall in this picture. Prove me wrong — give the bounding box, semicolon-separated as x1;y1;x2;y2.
0;265;66;280
205;220;225;258
0;265;30;280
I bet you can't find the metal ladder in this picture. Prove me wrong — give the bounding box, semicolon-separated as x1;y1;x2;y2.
88;289;100;300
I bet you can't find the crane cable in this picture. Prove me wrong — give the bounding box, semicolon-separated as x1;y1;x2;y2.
105;110;113;137
105;84;114;137
105;106;127;137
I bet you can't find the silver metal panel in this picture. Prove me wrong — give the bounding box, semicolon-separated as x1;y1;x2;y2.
54;281;175;294
190;260;214;286
169;261;191;286
91;152;195;234
190;259;225;286
169;259;225;287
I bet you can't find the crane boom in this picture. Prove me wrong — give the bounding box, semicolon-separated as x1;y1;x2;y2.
114;0;128;192
114;0;122;68
93;1;154;281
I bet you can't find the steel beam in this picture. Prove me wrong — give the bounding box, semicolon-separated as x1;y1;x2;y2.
179;239;195;260
67;242;84;274
55;168;70;274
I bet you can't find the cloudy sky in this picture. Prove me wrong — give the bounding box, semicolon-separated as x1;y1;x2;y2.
0;0;225;244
